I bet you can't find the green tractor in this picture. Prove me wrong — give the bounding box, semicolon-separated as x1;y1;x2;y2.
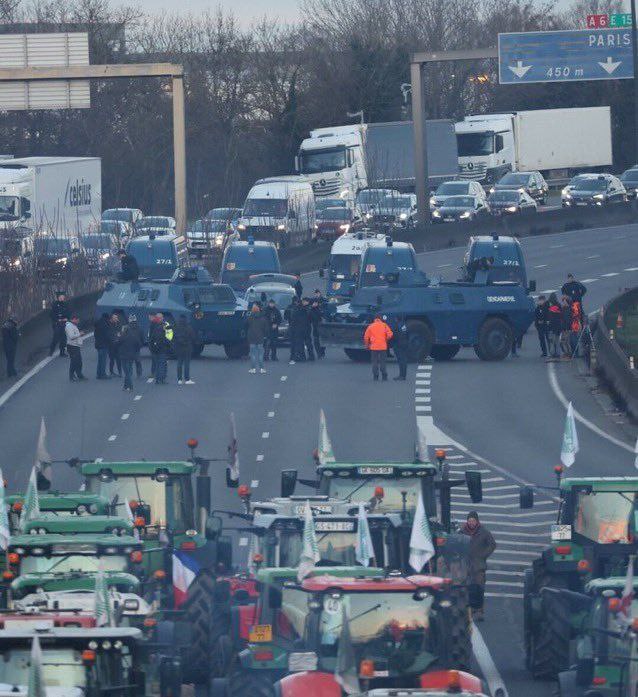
522;475;638;679
213;567;473;697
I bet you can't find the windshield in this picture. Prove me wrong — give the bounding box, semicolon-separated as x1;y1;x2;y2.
573;491;636;543
246;289;293;309
360;248;417;287
573;179;607;192
357;190;389;205
457;133;494;157
330;254;361;279
318;592;435;673
0;647;85;689
243;199;288;217
86;475;194;533
33;239;71;255
269;528;363;567
318;209;350;221
103;209;133;223
20;553;128;575
499;173;530;186
207;208;238;220
82;235;112;250
490;190;518;202
621;170;638;183
443;196;475;208
137;217;172;229
316;199;346;212
379;196;411;210
328;477;420;515
436;182;469;196
0;195;19;221
300;148;347;174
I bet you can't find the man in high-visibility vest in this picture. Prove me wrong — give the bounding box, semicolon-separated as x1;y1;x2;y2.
363;314;393;381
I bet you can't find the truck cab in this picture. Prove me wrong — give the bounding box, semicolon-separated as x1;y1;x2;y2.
463;235;534;291
455;115;514;184
220;239;281;294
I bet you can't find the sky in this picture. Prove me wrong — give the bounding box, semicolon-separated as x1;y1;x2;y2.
119;0;303;24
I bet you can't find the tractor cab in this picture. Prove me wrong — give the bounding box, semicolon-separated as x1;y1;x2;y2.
0;625;143;696
6;493;109;533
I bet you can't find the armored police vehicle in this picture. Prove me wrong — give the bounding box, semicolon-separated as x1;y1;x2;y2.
96;266;249;359
320;266;535;362
220;238;281;294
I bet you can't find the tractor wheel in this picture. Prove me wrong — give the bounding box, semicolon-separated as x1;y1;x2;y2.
224;342;249;359
430;345;460;361
405;320;434;362
344;348;370;362
447;584;472;671
474;317;513;361
227;669;276;697
209;582;233;678
181;568;217;685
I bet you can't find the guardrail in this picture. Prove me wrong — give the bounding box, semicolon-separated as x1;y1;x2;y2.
594;286;638;421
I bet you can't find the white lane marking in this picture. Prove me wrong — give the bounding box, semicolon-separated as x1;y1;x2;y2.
108;435;117;441
547;362;633;453
446;454;464;460
121;413;130;420
251;480;259;488
625;267;638;272
452;500;551;509
482;477;505;483
280;376;287;381
601;272;619;277
95;458;104;463
587;254;600;259
256;455;264;462
534;264;548;268
581;278;598;283
239;537;248;546
416;407;432;413
485;592;522;599
262;432;269;439
415;397;431;403
134;395;142;401
486;579;524;586
495;540;547;548
146;377;154;384
415;388;430;394
274;393;280;399
415;381;430;386
437;263;452;268
496;530;550;537
471;625;509;697
268;411;275;418
550;244;564;248
0;355;53;409
417;364;430;369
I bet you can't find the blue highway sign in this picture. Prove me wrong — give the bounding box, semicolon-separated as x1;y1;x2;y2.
498;28;633;84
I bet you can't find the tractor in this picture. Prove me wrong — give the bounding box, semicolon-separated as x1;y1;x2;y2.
521;475;638;679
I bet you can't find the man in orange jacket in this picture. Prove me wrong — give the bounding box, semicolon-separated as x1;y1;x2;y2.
363;314;393;381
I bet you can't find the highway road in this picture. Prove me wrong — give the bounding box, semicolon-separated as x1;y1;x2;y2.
1;221;637;696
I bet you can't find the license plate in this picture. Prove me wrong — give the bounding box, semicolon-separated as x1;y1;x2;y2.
358;466;393;475
294;504;332;514
249;624;272;643
551;524;572;541
315;521;355;532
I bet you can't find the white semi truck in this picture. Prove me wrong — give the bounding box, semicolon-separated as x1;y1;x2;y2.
455;107;612;184
0;156;101;235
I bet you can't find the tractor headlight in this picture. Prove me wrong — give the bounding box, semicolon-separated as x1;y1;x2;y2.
399;213;407;220
459;211;471;219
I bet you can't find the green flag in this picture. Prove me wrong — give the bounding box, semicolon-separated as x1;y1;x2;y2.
297;500;320;581
28;635;45;697
560;402;579;468
95;562;112;627
0;468;10;551
409;491;434;572
20;467;40;532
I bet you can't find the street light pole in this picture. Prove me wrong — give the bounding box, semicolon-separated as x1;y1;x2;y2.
410;61;430;231
631;0;638;164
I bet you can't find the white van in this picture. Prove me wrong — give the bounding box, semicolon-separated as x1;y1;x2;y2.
238;176;316;248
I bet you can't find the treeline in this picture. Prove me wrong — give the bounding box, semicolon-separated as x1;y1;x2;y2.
0;0;632;219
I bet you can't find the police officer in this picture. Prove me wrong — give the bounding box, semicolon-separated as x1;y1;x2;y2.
264;299;282;361
561;274;587;305
49;292;69;357
391;316;409;380
300;298;315;361
1;317;18;378
287;297;306;365
118;250;139;281
309;293;325;359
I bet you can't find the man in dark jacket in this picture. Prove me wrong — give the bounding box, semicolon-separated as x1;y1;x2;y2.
108;314;122;377
118;250;139;281
264;299;282;362
462;511;496;621
293;273;303;299
286;297;304;364
301;298;315;361
172;315;198;384
534;296;549;357
149;313;170;384
118;316;143;391
1;317;18;378
391;316;409;380
309;295;325;359
94;313;111;379
561;274;587;305
247;304;269;373
49;292;69;357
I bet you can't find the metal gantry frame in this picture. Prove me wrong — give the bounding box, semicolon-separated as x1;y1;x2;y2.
0;63;187;232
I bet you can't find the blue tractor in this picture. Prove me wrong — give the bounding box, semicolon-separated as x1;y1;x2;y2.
96;266;250;359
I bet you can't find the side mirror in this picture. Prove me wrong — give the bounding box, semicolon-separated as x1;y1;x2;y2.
225;468;239;489
281;469;298;498
520;486;534;509
528;279;537;293
465;471;482;503
205;515;223;541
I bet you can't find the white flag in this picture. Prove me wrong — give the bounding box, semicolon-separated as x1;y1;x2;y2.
318;409;336;465
0;469;10;551
125;499;139;541
20;467;40;531
355;503;374;567
228;412;240;482
620;555;635;624
297;500;320;582
409;491;434;573
35;417;51;486
95;562;113;628
560;402;579;468
28;635;45;697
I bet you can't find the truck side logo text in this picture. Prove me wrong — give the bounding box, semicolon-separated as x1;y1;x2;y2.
65;178;91;207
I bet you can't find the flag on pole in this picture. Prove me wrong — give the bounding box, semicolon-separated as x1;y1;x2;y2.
318;409;336;465
416;421;428;464
560;402;579;468
125;499;139;541
172;550;200;607
335;605;360;695
34;417;51;487
297;500;320;582
355;503;374;567
620;554;635;623
28;635;45;697
95;562;113;627
20;467;40;531
0;468;10;551
409;491;435;573
228;412;240;483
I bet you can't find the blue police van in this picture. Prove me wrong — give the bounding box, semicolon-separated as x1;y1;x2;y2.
220;239;281;294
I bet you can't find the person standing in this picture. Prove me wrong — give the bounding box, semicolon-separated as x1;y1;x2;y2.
391;316;408;381
94;313;111;379
1;317;18;378
534;296;549;358
247;304;269;374
293;273;303;299
149;313;170;384
300;298;315;361
560;296;572;358
49;292;69;357
546;293;563;359
461;511;496;622
264;299;282;362
118;315;143;391
570;300;583;358
309;295;325;359
173;315;198;384
118;249;139;281
108;313;122;377
363;314;393;381
561;274;587;306
287;297;305;365
65;315;86;381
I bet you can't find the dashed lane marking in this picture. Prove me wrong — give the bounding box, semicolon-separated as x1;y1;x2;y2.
587;254;600;259
274;393;280;399
625;267;638;272
486;592;522;599
121;413;130;420
601;272;620;277
437;263;452;268
550;244;564;248
251;480;259;488
108;435;117;442
415;388;430;394
415;397;431;403
280;376;287;382
581;278;598;283
534;264;548;268
256;455;264;462
268;411;275;417
146;378;153;384
134;395;142;401
262;432;269;439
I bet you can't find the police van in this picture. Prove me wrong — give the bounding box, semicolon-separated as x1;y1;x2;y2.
126;233;187;281
358;237;419;288
220;239;281;294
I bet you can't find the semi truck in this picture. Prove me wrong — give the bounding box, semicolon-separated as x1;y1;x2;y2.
0;156;101;236
455;107;612;184
295;120;459;199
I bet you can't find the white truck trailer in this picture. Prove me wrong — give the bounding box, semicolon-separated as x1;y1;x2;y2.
455;107;612;184
0;156;101;235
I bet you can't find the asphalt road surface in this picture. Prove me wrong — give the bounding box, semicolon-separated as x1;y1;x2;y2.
1;221;637;697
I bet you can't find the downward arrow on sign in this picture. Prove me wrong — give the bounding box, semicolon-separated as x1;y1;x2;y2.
599;56;621;74
509;60;532;78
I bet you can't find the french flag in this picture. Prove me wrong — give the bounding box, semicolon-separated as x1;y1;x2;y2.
172;550;199;607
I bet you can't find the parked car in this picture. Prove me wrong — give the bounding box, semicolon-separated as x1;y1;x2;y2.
620;167;638;199
431;195;490;223
135;216;176;235
356;188;401;220
488;189;537;216
206;207;242;230
560;173;601;203
0;226;33;270
79;233;119;273
315;207;359;240
187;218;239;256
371;193;418;228
561;173;626;207
102;208;144;227
490;171;548;204
430;180;486;208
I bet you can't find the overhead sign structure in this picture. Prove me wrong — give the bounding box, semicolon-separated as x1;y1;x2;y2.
498;28;633;84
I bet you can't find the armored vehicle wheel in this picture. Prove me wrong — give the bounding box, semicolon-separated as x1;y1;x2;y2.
344;348;370;362
406;320;434;362
430;345;460;361
192;343;205;357
227;668;275;697
224;342;249;359
181;568;219;684
475;317;513;361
